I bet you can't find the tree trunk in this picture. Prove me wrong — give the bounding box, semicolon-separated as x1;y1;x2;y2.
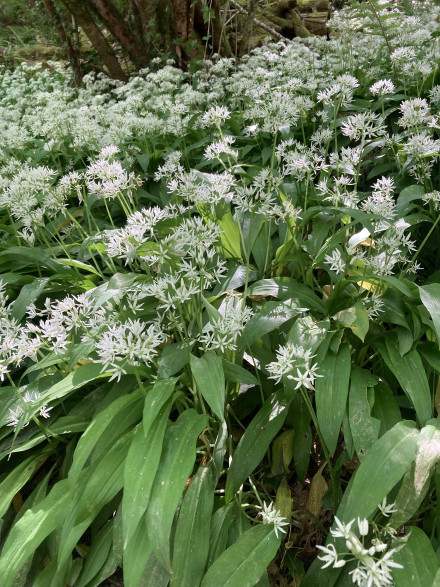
89;0;149;68
42;0;82;84
172;0;198;68
238;0;258;57
61;0;128;81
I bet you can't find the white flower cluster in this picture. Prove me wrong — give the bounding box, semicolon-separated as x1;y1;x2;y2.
266;342;321;389
317;505;402;587
258;502;289;538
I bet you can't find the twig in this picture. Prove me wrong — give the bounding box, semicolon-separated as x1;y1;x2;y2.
229;0;287;41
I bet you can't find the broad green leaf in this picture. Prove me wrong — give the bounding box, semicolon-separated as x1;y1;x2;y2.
413;425;440;494
287;317;330;354
396;184;425;215
171;466;214;587
58;434;131;568
215;264;258;295
376;338;431;425
371;381;401;435
419;283;440;345
11;277;50;321
315;344;351;457
201;524;280;587
337;421;419;523
138;554;170;587
225;389;291;503
0;479;71;587
28;362;108;418
76;520;113;587
157;342;193;378
216;206;242;259
289;393;312;482
142;378;176;436
240;300;304;349
248;278;325;312
389;462;431;530
58;258;101;275
123;399;171;548
222;359;258;386
146;409;209;571
191;352;225;421
68;389;144;482
0;453;42;519
271;429;294;475
212;420;228;485
123;515;153;587
207;503;235;567
333;302;369;342
348;368;380;459
392;527;439;586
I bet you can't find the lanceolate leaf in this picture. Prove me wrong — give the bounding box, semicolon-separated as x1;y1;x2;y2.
0;453;43;519
0;479;71;587
201;524;280;587
122;398;172;548
315;343;351;457
337;421;419;523
69;389;144;482
123;516;153;587
225;389;292;503
391;527;439;586
58;434;132;568
206;503;236;568
377;338;431;425
419;283;440;345
240;300;304;349
142;378;176;436
191;352;225;421
171;465;214;587
348;367;380;459
146;410;209;571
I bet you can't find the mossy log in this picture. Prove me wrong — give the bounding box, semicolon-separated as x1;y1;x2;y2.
297;0;329;12
268;11;311;38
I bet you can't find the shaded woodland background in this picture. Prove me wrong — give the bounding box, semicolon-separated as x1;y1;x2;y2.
0;0;336;81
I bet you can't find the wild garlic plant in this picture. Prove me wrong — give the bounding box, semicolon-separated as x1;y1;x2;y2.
1;2;440;586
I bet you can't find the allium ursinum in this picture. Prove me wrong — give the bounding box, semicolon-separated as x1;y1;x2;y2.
400;131;440;181
365;292;385;319
86;156;141;202
153;152;183;181
56;171;84;203
341;112;386;142
258;502;289;538
317;74;359;107
370;79;395;97
391;46;416;67
325;249;345;275
282;149;328;181
423;190;440;211
317;515;403;586
398;98;432;128
0;165;62;227
243;89;301;134
330;147;362;178
105;206;171;265
7;390;53;429
266;341;320;389
92;318;166;381
167;170;235;208
205;136;238;161
199;295;253;353
361;177;396;221
200;105;230;128
317;176;358;208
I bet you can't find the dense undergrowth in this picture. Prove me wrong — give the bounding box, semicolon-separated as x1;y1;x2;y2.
1;1;440;585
